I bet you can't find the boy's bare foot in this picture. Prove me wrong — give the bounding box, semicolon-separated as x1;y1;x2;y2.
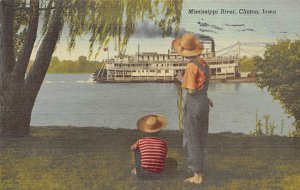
131;168;137;175
184;173;203;184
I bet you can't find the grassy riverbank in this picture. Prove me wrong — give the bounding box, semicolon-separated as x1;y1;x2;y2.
1;127;300;190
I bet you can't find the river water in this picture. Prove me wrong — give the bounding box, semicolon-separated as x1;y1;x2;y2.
31;74;294;135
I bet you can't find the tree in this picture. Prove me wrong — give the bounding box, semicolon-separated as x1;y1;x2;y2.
239;55;261;72
0;0;182;136
48;56;60;72
78;56;87;72
255;39;300;136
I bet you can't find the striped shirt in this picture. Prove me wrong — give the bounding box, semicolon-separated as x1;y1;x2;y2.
135;137;168;173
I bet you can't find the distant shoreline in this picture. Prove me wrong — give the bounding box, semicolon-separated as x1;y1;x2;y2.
28;125;278;137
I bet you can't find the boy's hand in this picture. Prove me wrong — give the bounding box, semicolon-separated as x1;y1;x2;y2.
208;98;213;107
130;141;138;150
130;144;136;150
176;71;183;82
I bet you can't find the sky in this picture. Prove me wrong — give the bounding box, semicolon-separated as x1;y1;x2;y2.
31;0;300;61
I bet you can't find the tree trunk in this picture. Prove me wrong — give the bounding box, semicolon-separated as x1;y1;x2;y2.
0;0;63;137
0;75;33;136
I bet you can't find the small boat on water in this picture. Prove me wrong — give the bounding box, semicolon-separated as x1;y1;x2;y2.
92;39;254;83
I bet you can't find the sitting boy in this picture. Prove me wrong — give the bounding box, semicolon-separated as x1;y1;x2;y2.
130;114;169;180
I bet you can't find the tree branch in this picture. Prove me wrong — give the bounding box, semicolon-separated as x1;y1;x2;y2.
25;0;63;91
0;0;16;74
13;0;39;79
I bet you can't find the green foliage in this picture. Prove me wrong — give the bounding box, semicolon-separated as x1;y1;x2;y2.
255;39;300;136
13;0;182;59
281;119;285;135
251;109;263;136
264;114;276;135
239;55;263;72
61;0;182;58
27;56;104;73
239;55;258;72
13;0;31;56
251;110;277;136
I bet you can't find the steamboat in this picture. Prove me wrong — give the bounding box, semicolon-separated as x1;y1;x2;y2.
92;38;254;83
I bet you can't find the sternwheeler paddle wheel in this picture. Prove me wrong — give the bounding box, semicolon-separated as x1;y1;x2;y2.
92;68;107;82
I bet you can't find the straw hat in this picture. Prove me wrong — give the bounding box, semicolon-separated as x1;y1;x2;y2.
137;115;168;133
172;33;204;57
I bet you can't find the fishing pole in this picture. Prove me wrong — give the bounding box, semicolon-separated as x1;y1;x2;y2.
176;71;184;130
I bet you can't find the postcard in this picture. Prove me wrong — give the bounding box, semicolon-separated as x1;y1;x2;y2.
0;0;299;189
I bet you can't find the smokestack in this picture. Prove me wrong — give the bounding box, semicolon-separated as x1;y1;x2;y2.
198;34;215;58
211;39;215;57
